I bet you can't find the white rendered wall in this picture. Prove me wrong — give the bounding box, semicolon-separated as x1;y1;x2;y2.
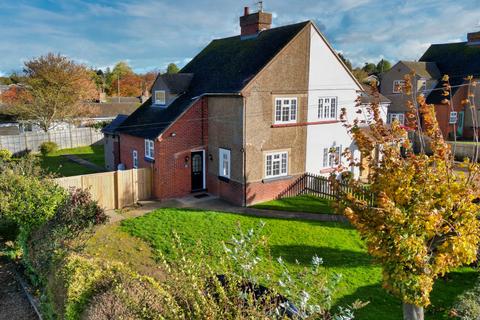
305;25;363;177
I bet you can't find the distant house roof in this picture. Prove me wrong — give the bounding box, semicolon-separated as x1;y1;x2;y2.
400;61;441;80
89;102;140;118
117;21;310;139
102;114;129;134
420;42;480;103
360;84;391;105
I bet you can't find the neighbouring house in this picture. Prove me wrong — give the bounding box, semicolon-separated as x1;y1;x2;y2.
116;7;385;206
102;114;129;171
380;61;440;127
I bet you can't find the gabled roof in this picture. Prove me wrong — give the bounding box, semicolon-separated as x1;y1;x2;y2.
400;61;440;80
155;73;194;94
88;102;140;118
420;42;480;103
102;114;129;134
117;21;310;139
360;84;391;104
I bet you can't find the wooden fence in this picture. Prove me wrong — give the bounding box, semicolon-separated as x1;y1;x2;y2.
278;173;375;206
55;168;152;210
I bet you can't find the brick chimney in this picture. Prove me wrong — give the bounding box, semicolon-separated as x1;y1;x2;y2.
240;6;272;37
468;31;480;45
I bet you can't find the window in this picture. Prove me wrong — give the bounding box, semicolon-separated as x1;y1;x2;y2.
145;139;154;159
418;79;427;92
322;145;342;168
393;80;405;94
274;98;297;124
388;113;405;125
449;111;458;124
154;90;166;105
132;150;138;169
317;97;338;120
219;148;231;179
265;152;288;178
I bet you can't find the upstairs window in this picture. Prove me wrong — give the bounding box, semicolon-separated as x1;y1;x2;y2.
393;80;405;94
154;90;166;105
145;139;154;159
265;151;288;178
318;97;338;120
274;98;297;124
219;148;231;179
388;113;405;125
322;145;342;168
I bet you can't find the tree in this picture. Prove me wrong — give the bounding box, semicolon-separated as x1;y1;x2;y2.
335;75;480;320
351;68;369;83
1;53;97;132
337;53;352;71
110;73;143;97
166;63;179;74
361;62;377;75
376;59;392;74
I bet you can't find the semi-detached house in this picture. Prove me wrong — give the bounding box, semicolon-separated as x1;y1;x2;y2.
116;7;377;206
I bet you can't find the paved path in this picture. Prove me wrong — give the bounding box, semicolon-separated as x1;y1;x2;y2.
63;154;105;172
0;259;37;320
107;196;348;223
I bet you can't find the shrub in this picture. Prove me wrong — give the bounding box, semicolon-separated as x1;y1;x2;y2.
39;141;58;155
452;279;480;320
0;148;12;161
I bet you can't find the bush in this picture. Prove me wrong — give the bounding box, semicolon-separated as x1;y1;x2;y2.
0;148;12;161
39;141;58;155
453;279;480;319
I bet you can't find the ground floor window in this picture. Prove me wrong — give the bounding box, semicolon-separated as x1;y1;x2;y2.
388;113;405;125
322;145;342;168
219;148;231;178
265;151;288;178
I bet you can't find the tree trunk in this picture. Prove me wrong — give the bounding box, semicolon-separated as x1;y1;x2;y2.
403;303;424;320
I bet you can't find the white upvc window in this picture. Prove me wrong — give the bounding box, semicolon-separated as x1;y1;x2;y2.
388;113;405;125
322;145;342;168
154;90;166;105
449;111;458;124
132;150;138;169
274;98;297;124
219;148;231;179
265;151;288;178
393;80;405;94
144;139;154;159
317;97;338;120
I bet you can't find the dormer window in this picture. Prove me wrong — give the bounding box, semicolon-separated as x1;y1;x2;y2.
154;90;166;105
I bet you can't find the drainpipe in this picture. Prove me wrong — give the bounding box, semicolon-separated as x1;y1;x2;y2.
243;95;247;207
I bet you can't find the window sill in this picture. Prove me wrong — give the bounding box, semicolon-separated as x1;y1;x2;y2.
262;175;292;184
144;156;155;163
271;120;339;128
218;176;230;183
319;168;335;174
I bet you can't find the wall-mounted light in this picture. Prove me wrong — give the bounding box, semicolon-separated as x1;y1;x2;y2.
170;132;176;137
209;154;213;161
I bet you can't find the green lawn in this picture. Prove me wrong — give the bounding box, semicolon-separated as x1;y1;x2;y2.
40;145;105;177
252;194;335;214
121;208;477;320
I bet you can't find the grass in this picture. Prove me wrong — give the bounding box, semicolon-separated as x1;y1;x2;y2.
252;195;335;214
40;145;104;177
120;208;477;320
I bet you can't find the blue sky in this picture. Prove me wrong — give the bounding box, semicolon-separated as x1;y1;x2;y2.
0;0;479;75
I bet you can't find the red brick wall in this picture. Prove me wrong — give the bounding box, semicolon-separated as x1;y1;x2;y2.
119;98;208;200
245;175;299;206
207;174;244;206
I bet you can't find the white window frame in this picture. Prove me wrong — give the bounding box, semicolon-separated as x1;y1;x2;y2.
218;148;231;179
322;145;342;168
393;80;405;94
144;139;154;159
154;90;166;105
449;111;458;124
265;151;288;178
274;98;297;124
317;97;338;120
388;113;405;125
132;150;138;169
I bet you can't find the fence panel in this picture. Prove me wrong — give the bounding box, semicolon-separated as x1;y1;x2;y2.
0;127;103;154
55;168;152;210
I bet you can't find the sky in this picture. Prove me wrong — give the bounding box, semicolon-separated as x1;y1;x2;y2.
0;0;479;76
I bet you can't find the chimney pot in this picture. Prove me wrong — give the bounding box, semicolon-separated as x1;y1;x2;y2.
244;6;250;16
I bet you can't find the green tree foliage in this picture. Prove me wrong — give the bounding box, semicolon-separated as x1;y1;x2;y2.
352;68;369;83
338;53;353;71
376;59;392;73
336;75;480;319
166;63;180;74
362;62;377;75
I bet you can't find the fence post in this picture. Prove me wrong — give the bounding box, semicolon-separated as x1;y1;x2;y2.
23;133;28;153
69;125;73;148
90;128;94;145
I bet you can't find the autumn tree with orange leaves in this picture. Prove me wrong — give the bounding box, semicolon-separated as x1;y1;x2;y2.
335;74;480;320
1;53;97;132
